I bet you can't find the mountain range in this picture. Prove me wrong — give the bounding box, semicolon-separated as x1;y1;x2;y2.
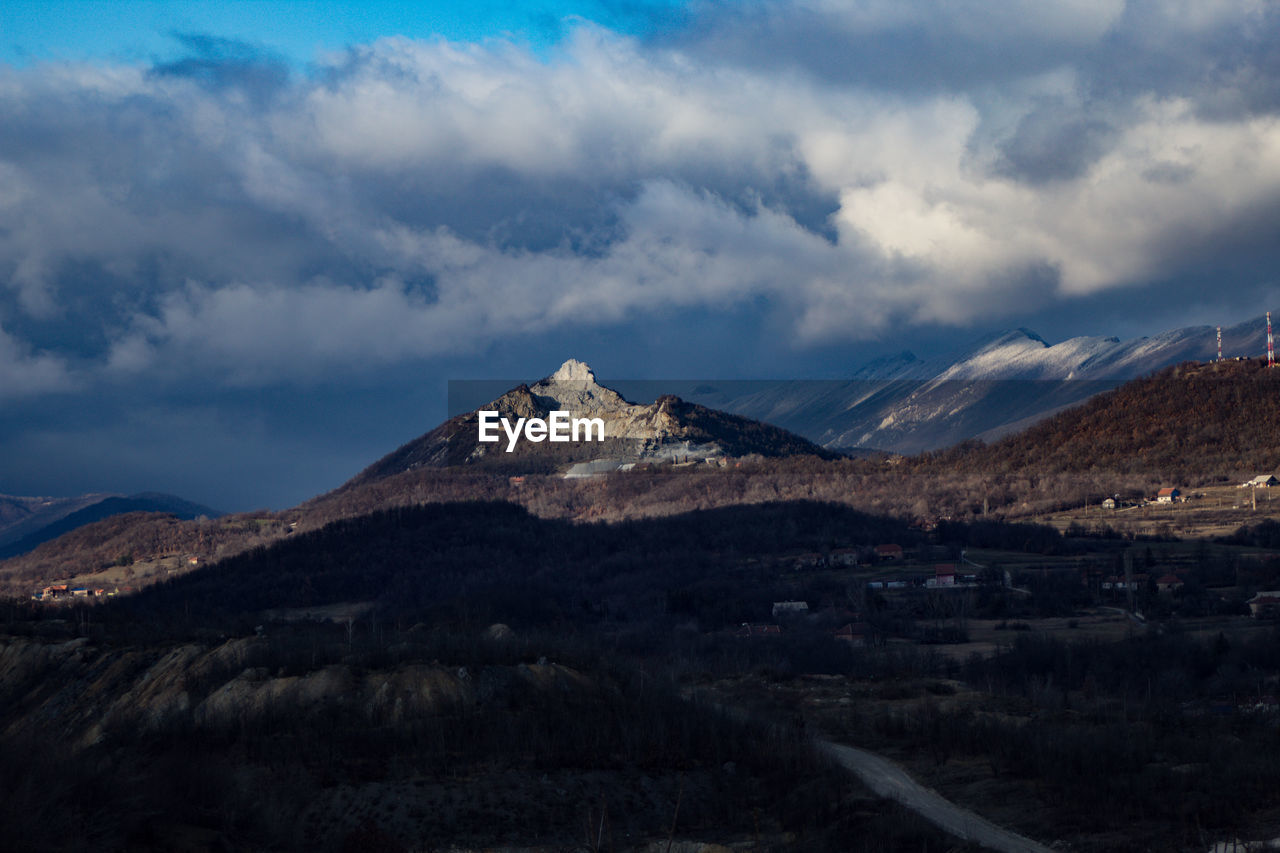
2;316;1273;586
680;318;1261;453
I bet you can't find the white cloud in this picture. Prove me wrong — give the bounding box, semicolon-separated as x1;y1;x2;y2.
0;3;1277;389
0;321;75;398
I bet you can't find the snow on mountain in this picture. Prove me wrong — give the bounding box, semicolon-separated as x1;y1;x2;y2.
687;318;1261;454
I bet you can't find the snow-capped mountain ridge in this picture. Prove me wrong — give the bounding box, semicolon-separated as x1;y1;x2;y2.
686;317;1265;454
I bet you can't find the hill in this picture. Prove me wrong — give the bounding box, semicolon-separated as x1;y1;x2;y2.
0;492;221;560
0;499;955;853
0;492;115;549
915;357;1280;482
9;356;1280;599
116;500;914;631
313;357;1280;531
0;510;291;597
346;358;840;485
11;362;1280;852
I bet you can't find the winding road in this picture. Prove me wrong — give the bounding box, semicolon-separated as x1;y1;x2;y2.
690;689;1053;851
816;739;1054;853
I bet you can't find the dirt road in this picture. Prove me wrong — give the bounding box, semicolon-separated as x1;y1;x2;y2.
817;740;1055;853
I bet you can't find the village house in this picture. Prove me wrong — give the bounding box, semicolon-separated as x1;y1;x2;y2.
1249;592;1280;619
1156;573;1184;593
828;548;859;567
874;544;904;562
772;600;809;618
34;584;70;601
1242;475;1279;488
925;564;957;588
1102;497;1116;509
792;553;825;569
1156;487;1181;503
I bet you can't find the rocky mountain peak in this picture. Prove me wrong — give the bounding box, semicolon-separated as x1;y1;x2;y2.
547;359;596;383
531;359;629;415
343;356;840;484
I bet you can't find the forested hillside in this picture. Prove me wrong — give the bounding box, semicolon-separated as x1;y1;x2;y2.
112;500;916;636
916;358;1280;482
7;358;1280;596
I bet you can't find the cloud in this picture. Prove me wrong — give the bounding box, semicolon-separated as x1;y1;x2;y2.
105;181;853;381
0;3;1277;393
0;320;75;398
150;34;291;102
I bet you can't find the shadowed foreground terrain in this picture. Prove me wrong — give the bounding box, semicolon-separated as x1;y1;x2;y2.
0;502;960;852
0;629;955;852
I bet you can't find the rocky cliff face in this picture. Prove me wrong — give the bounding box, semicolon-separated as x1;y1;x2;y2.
522;359;682;443
344;360;838;484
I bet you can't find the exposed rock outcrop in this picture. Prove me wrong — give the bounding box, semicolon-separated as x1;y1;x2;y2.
343;359;839;484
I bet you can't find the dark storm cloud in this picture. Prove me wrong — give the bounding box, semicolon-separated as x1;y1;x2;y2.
995;99;1117;184
1093;0;1280;117
655;0;1280;110
646;0;1109;93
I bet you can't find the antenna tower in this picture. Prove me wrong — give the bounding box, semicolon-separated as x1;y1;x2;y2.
1217;326;1222;361
1270;312;1275;367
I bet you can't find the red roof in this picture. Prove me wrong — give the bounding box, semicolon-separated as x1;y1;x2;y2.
1158;487;1178;496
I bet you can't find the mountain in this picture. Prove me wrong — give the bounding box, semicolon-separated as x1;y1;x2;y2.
920;356;1280;483
684;319;1261;453
8;352;1280;599
346;358;841;485
0;492;222;560
0;493;116;550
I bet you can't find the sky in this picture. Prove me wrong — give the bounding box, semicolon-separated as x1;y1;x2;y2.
1;0;1279;510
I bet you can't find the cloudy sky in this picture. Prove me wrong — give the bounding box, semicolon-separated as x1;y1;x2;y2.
2;0;1279;510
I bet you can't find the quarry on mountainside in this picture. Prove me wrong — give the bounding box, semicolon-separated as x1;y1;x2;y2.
343;358;840;484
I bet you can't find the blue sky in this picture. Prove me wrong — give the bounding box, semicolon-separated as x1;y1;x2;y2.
0;0;682;64
1;0;1279;509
